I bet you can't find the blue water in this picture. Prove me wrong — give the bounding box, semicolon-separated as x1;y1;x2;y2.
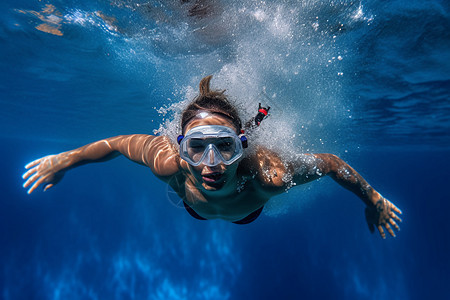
1;0;449;299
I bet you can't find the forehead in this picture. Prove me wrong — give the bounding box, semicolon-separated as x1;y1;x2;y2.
184;115;236;133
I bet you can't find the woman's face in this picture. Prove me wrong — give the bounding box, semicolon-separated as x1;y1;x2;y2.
183;114;240;191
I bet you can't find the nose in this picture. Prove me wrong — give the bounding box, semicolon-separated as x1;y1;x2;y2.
208;147;215;165
200;144;222;167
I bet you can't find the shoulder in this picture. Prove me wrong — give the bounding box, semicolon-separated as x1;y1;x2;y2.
240;146;292;191
144;135;182;180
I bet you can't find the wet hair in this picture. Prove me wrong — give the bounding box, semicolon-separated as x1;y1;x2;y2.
181;75;242;134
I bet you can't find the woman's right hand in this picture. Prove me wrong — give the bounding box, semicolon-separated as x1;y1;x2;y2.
22;153;71;194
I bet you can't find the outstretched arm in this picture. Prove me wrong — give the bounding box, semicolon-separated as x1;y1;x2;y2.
23;135;180;194
290;153;402;239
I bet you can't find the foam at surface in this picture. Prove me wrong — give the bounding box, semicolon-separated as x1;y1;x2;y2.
144;1;368;215
149;0;363;153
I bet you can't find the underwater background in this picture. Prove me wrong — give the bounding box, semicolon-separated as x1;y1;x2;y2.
1;0;449;299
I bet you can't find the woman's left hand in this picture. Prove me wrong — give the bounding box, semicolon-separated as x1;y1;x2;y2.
365;196;402;239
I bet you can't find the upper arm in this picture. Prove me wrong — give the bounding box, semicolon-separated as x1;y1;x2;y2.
249;149;342;193
288;153;348;185
252;151;334;188
290;153;365;185
111;134;181;180
288;153;326;184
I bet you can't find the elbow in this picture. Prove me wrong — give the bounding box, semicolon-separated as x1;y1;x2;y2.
313;153;343;176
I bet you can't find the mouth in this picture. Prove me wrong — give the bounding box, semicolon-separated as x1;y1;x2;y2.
202;172;224;183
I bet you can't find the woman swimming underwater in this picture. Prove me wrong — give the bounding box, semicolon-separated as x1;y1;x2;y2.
22;75;402;238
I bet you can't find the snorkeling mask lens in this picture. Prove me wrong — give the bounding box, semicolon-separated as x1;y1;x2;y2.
187;137;236;161
179;125;244;167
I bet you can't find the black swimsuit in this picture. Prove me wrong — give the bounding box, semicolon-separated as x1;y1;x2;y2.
183;201;263;224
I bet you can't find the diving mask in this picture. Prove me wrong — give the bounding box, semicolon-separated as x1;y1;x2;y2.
178;125;247;167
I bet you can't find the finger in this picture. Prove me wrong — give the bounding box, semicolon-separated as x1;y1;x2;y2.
377;225;386;239
390;212;402;223
43;184;54;191
23;173;41;188
22;167;38;180
390;203;402;215
385;223;396;237
27;175;49;194
389;219;400;231
25;158;43;169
